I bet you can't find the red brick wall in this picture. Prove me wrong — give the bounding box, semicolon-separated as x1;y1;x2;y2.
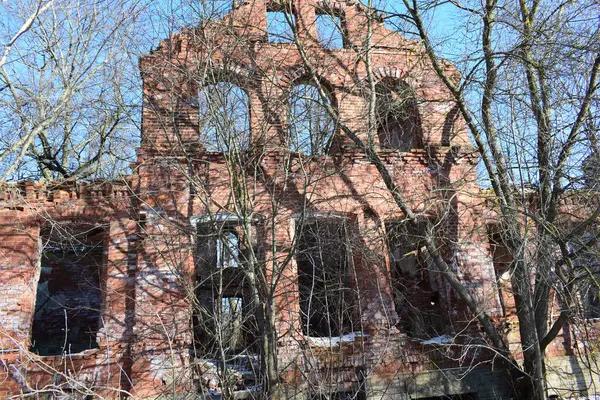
1;1;594;398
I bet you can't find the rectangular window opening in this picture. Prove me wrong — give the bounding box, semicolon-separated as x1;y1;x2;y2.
297;218;355;337
193;220;258;358
315;8;347;49
31;226;104;356
192;292;253;357
561;230;600;321
582;285;600;319
267;10;295;43
195;224;246;271
386;221;444;339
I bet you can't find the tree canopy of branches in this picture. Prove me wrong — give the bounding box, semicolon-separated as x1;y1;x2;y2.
0;0;143;182
368;1;600;398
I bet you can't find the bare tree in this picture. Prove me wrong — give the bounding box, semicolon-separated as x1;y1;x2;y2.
333;1;600;399
235;0;600;398
0;0;144;182
2;1;599;399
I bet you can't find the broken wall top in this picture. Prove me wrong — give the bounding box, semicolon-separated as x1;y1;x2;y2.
139;0;469;152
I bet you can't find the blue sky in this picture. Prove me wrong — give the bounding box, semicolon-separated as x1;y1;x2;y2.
139;0;465;55
2;1;593;185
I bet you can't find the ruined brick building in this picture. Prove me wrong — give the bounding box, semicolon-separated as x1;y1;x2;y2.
1;0;599;399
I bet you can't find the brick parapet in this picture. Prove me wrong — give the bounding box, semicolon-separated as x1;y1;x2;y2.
0;178;134;208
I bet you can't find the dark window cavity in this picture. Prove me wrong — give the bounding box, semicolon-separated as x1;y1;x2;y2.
197;226;242;270
288;84;335;155
582;285;600;319
576;241;600;319
375;79;420;151
297;217;355;337
195;219;249;273
565;233;600;320
31;226;104;356
386;221;443;339
198;82;250;152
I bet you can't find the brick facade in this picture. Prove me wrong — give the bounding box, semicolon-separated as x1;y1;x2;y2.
1;1;598;399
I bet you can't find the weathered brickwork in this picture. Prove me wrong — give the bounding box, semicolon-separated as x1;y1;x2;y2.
1;1;598;399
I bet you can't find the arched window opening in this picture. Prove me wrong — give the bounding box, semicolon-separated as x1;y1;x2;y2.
198;82;250;152
375;80;420;151
288;83;335;155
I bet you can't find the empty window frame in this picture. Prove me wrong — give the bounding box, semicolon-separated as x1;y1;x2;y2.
375;79;420;151
267;8;295;43
315;7;347;49
288;84;335;155
196;224;245;271
296;217;355;337
216;229;241;269
31;226;104;356
581;285;600;319
565;232;600;320
489;230;515;317
386;221;443;338
192;213;262;353
198;82;250;152
194;219;255;355
193;291;252;355
194;212;261;275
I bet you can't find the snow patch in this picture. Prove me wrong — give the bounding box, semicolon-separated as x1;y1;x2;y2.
420;334;453;345
235;384;263;394
308;332;367;347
